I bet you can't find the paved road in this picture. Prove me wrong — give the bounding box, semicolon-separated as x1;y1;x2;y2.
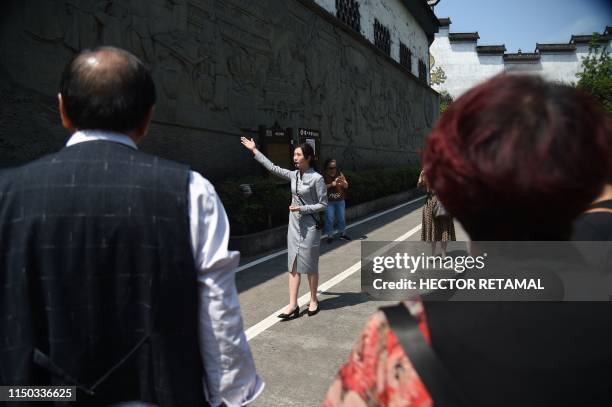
236;197;468;407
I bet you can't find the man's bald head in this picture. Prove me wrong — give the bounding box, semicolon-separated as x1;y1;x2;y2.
59;47;156;133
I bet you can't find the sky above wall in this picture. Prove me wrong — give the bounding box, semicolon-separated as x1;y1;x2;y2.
432;0;612;53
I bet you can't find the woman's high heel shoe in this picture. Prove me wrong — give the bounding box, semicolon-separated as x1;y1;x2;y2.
277;305;299;320
307;301;320;317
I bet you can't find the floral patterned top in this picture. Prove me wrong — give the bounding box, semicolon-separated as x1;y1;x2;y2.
322;301;433;407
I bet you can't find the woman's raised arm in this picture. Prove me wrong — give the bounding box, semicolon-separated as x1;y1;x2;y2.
240;137;293;180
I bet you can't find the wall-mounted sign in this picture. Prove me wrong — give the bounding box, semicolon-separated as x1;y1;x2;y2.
258;125;293;174
305;138;316;155
266;128;288;137
298;128;320;138
298;128;321;163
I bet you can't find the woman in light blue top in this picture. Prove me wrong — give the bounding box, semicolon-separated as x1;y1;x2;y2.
241;137;328;319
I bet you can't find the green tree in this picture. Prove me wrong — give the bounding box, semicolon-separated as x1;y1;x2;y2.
576;34;612;112
439;90;453;113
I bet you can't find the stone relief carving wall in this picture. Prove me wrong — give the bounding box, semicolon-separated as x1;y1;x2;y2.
0;0;438;180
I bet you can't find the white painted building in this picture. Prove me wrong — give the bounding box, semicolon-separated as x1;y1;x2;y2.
311;0;439;82
430;19;611;98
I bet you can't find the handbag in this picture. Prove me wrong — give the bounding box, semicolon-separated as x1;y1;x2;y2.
295;193;324;230
432;197;450;218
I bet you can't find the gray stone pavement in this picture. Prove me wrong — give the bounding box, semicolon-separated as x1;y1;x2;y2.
236;198;468;406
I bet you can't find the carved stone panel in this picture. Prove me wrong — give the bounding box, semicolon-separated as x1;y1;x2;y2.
0;0;438;178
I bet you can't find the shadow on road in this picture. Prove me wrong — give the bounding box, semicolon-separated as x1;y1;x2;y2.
318;291;369;311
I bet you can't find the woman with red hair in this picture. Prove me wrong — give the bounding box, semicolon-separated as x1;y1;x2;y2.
424;75;610;240
323;74;612;407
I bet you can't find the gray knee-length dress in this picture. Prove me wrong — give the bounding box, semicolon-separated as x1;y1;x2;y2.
254;151;328;274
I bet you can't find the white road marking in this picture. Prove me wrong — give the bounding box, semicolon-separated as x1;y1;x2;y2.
245;223;422;341
236;249;288;272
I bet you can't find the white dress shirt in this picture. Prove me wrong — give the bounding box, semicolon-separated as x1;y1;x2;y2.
66;130;264;407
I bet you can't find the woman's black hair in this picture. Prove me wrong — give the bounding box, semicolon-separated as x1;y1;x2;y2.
295;142;316;170
323;158;338;171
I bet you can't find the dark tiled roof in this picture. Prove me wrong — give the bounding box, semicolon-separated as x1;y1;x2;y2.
400;0;440;43
476;45;506;55
570;34;609;44
449;32;479;42
535;43;577;53
605;26;611;36
438;18;451;27
503;52;541;62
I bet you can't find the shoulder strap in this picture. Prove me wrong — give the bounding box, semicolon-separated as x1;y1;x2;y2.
584;208;612;215
295;172;322;224
381;304;469;407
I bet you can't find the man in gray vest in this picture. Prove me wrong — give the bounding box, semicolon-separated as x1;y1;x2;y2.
0;47;263;406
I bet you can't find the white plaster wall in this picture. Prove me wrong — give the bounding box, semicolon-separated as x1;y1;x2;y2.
539;53;582;83
506;43;598;82
361;0;430;78
312;0;431;79
431;27;611;98
430;27;504;98
504;62;543;75
314;0;335;14
501;41;612;82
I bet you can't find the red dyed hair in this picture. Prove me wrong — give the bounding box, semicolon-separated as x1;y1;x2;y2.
424;74;611;240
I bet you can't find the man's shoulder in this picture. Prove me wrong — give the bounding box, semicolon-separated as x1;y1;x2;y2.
0;153;62;202
138;149;191;173
0;151;60;180
0;167;13;191
95;142;191;171
86;143;194;180
189;170;215;194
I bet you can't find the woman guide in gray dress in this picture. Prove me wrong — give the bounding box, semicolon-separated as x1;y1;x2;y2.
240;137;328;319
